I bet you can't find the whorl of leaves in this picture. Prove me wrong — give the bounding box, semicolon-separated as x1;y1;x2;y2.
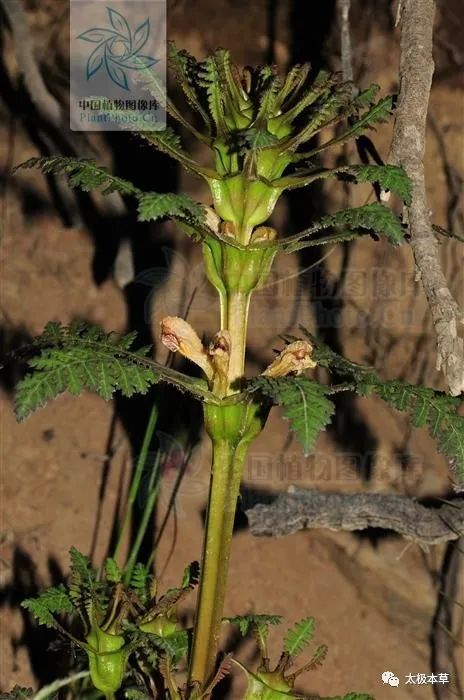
249;377;335;456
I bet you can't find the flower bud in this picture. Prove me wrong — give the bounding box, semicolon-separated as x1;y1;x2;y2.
250;226;278;244
262;340;316;378
160;316;213;379
208;330;232;397
219;221;237;239
203;205;221;235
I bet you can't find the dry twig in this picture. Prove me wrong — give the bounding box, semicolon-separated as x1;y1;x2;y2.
246;489;464;546
389;0;464;396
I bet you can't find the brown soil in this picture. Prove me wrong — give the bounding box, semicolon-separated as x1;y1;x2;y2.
1;1;463;698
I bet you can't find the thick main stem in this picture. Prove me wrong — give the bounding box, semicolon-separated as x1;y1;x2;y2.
189;438;248;687
189;289;253;689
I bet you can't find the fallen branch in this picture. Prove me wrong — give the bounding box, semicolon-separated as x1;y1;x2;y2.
389;0;464;396
245;489;464;545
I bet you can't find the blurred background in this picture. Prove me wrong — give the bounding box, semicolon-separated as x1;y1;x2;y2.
0;0;463;696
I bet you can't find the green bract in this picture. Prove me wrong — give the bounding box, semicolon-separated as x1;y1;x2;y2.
242;671;294;700
86;625;127;694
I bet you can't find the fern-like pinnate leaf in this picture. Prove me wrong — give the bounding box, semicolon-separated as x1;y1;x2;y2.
284;617;315;657
104;558;122;583
137;192;205;223
69;547;105;614
249;377;335;456
341;165;412;204
15;321;219;420
299;643;328;672
332;202;405;245
281;84;351;152
224;614;282;637
358;379;464;483
144;630;189;663
280;164;411;205
129;563;151;604
197;55;227;132
22;585;74;628
301;330;464;485
279;202;405;253
15;322;159;419
14;156;138;195
14;156;206;228
303;95;393;159
168;42;212;130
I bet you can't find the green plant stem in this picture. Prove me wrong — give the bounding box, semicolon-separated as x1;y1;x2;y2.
123;449;162;584
223;290;251;390
188;437;249;687
113;401;158;566
33;671;90;700
189;287;255;689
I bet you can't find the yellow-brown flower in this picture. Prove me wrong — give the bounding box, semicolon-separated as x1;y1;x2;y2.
160;316;213;379
262;340;316;378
